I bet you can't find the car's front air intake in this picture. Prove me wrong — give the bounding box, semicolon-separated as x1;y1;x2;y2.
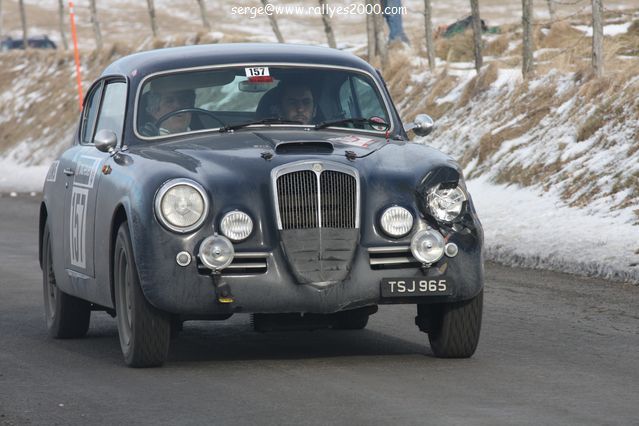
272;161;360;285
275;165;358;230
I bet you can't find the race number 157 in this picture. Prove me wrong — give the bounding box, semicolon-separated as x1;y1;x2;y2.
245;67;269;77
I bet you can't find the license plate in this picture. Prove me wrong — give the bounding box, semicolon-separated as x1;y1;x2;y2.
380;278;452;297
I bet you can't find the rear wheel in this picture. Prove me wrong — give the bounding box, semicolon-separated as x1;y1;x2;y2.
42;222;91;338
114;222;170;367
418;290;483;358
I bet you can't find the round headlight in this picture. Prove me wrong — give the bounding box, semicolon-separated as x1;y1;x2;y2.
427;184;467;222
410;228;445;264
380;206;414;238
155;179;208;233
199;234;234;270
220;211;254;242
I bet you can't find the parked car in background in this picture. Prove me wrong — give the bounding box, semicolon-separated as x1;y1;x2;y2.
1;35;56;51
39;43;484;367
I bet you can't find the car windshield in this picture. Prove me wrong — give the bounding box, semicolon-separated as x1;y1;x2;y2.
136;65;391;138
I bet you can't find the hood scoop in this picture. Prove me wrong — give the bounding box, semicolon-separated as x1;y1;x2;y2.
275;141;334;155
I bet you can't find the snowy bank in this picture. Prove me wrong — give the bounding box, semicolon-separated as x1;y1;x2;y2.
468;177;639;284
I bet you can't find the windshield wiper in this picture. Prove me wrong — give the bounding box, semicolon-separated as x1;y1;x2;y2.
314;117;390;131
219;117;303;133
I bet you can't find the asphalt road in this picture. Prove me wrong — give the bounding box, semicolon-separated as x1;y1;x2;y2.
1;196;638;425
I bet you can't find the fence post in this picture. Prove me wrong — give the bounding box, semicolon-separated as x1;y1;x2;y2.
591;0;604;77
196;0;211;31
261;0;285;43
424;0;435;71
146;0;158;38
89;0;102;51
373;0;388;69
57;0;69;50
366;1;376;60
19;0;28;50
546;0;556;21
522;0;534;78
470;0;483;73
319;0;337;48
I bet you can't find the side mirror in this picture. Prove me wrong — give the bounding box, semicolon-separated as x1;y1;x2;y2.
94;129;118;153
404;114;435;137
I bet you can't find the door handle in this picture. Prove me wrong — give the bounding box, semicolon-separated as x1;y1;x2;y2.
63;168;75;176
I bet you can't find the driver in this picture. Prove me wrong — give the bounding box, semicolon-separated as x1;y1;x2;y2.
145;89;195;135
277;81;317;124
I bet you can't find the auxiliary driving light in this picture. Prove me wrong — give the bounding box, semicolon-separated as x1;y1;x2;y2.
380;206;414;238
410;228;445;264
198;234;234;271
220;211;254;242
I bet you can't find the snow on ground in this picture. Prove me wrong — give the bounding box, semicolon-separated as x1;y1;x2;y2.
0;159;49;194
468;176;639;284
574;22;633;37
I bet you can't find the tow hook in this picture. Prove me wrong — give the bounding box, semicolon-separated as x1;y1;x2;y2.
212;272;234;304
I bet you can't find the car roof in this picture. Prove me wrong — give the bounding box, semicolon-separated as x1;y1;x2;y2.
101;43;378;79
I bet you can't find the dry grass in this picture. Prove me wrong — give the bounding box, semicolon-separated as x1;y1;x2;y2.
435;31;476;62
539;22;587;50
576;109;606;142
477;104;550;165
0;51;79;156
458;62;499;107
484;34;510;56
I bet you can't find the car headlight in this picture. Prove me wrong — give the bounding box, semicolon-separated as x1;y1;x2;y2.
427;184;467;222
380;206;413;238
220;211;253;242
155;179;209;233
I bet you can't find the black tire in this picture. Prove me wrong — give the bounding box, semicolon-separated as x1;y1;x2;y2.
114;222;170;367
42;222;91;338
427;290;483;358
333;312;369;330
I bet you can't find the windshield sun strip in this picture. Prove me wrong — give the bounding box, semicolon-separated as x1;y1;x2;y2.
133;62;394;141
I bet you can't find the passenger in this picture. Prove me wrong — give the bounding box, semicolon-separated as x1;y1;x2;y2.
145;89;195;135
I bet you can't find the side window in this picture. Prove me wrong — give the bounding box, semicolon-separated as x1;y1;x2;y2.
352;77;387;120
338;81;357;118
338;76;388;122
95;81;127;143
80;83;103;144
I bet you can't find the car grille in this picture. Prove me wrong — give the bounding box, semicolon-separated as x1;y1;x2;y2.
276;169;357;230
273;162;360;285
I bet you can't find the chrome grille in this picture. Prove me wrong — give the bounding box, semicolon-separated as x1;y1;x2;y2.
320;171;356;228
274;162;359;230
277;170;318;229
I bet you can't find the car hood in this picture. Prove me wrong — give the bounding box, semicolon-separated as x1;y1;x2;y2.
131;129;455;171
127;129;461;203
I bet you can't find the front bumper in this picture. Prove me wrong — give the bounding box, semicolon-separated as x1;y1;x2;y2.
134;224;484;315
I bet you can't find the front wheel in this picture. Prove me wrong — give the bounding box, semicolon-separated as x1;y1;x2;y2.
418;290;483;358
42;222;91;338
114;222;170;367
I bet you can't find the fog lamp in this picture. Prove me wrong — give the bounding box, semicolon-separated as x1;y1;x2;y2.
410;228;445;264
220;211;253;242
198;234;234;271
380;206;413;238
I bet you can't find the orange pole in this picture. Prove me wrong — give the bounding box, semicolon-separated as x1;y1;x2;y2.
68;1;83;110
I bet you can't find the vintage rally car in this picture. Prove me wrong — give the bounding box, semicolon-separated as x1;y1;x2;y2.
39;43;484;367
